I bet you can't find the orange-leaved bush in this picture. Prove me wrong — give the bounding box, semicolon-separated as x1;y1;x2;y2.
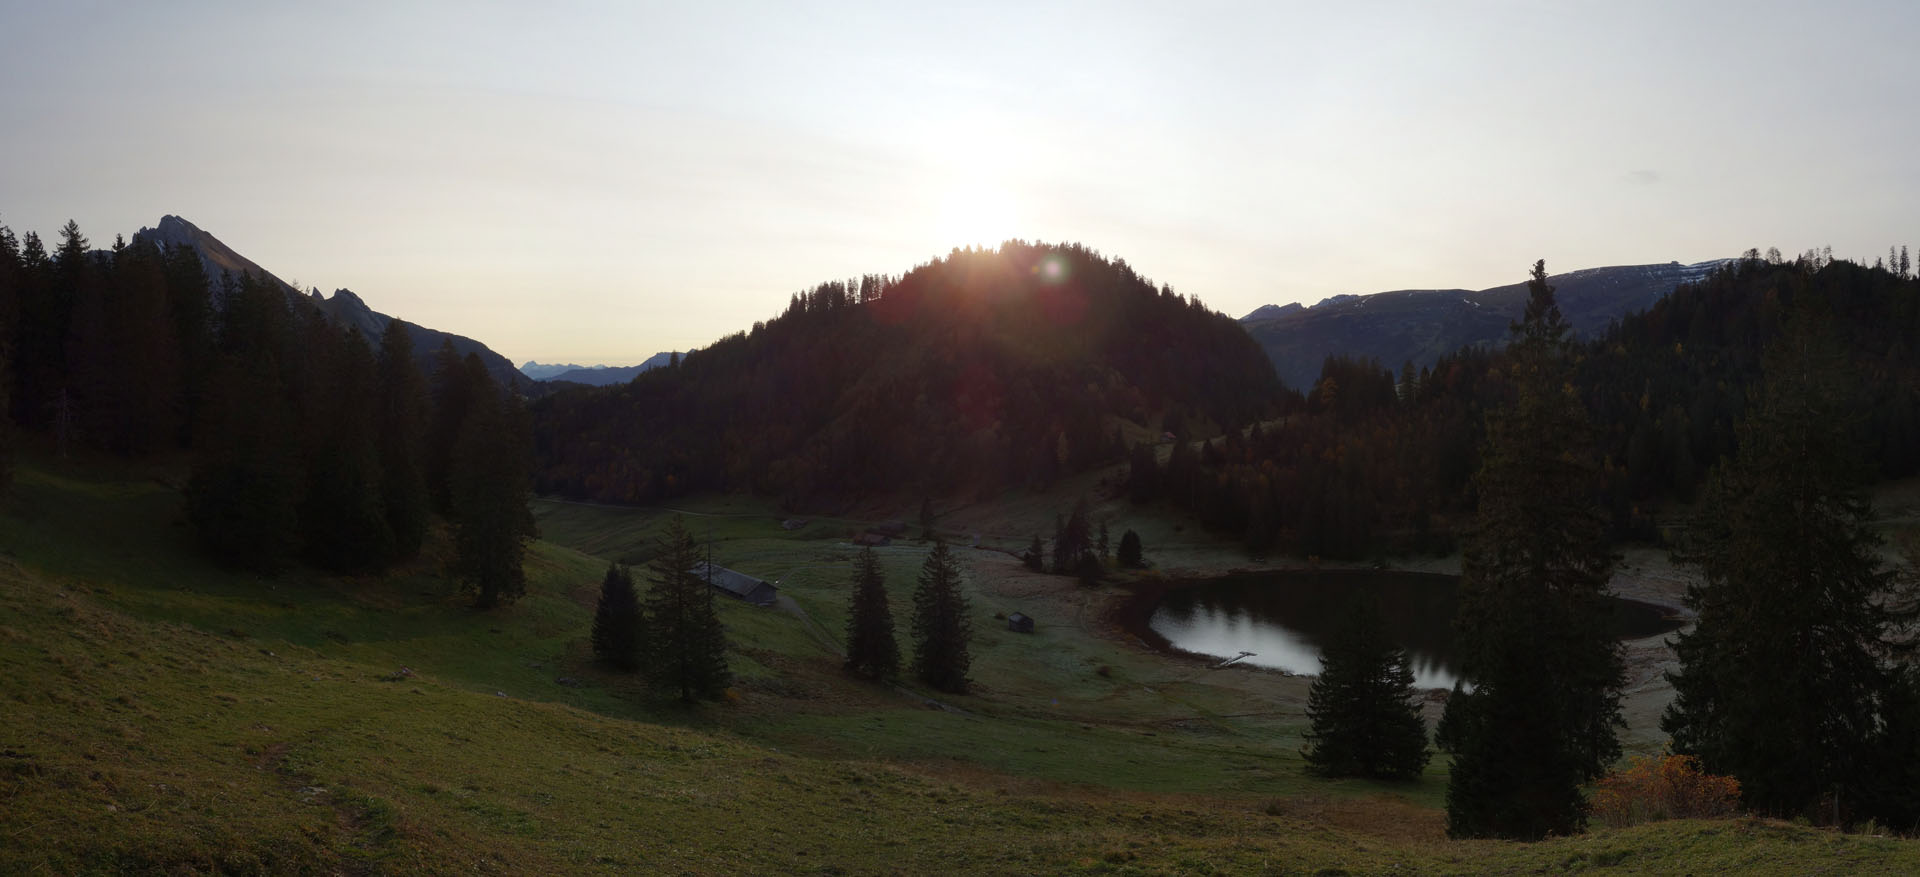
1591;754;1742;828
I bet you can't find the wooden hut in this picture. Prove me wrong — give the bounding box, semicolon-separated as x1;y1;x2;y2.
690;561;778;607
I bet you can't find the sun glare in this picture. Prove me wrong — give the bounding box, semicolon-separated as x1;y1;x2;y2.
935;180;1020;248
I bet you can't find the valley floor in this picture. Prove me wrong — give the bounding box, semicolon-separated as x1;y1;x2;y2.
4;458;1918;874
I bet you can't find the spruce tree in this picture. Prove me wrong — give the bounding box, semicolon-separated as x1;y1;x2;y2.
911;539;972;694
375;318;431;562
160;240;211;439
450;356;534;608
187;272;301;572
102;239;181;455
299;328;392;572
1662;307;1918;824
592;563;643;672
644;516;732;702
0;224;14;492
187;358;302;571
1303;599;1431;780
1127;442;1159;503
1117;529;1144;569
843;547;900;679
1022;534;1045;572
1051;498;1091;574
1445;261;1624;840
424;341;471;514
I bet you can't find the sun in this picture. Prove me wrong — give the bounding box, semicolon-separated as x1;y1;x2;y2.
935;179;1020;249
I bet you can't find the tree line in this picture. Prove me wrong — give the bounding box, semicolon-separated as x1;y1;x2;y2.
0;218;534;607
1134;251;1920;561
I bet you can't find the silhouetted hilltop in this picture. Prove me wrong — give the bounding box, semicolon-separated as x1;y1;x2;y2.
532;242;1282;505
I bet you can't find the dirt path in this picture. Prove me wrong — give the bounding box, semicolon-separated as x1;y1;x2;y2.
774;593;839;656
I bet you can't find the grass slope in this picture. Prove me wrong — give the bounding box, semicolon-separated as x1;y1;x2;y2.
3;459;1918;874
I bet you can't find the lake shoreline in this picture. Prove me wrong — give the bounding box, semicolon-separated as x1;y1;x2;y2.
1110;566;1684;686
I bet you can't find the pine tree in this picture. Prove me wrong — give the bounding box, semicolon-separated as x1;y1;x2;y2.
63;230;113;450
1022;534;1045;572
450;356;535;608
1303;599;1431;780
1117;529;1144;569
375;318;431;562
299;328;392;572
644;516;732;701
100;239;181;455
1445;261;1624;840
160;240;211;440
424;341;471;514
1051;497;1091;574
1662;307;1918;824
187;357;302;571
0;224;15;492
843;547;900;679
187;272;301;572
10;231;60;433
592;563;644;672
1433;680;1469;753
1127;442;1159;503
911;539;972;694
1096;522;1110;560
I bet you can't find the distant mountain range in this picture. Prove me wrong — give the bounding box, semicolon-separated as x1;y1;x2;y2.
132;215;528;390
520;351;684;386
1239;260;1731;390
520;362;594;381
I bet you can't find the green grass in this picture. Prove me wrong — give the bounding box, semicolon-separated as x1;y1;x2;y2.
5;457;1920;873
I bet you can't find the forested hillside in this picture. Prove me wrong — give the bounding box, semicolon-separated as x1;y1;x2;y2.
530;242;1284;505
0;218;534;596
1148;252;1920;559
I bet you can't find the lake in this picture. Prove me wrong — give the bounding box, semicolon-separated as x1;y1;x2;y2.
1145;570;1683;689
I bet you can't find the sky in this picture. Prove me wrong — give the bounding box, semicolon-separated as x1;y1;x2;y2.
5;1;1919;366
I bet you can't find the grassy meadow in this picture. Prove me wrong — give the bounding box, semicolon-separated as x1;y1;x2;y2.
4;455;1919;873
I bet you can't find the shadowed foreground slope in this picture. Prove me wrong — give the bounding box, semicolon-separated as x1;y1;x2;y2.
4;463;1918;874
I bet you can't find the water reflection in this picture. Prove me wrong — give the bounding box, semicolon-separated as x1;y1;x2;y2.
1147;570;1680;689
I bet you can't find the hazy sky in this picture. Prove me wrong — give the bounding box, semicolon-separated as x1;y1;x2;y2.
5;1;1918;365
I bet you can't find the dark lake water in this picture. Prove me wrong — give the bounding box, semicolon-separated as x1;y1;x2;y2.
1146;570;1683;689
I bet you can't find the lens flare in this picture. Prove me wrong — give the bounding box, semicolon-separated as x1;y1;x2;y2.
1035;253;1070;285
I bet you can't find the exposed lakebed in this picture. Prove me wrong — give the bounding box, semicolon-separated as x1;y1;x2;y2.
1144;570;1684;689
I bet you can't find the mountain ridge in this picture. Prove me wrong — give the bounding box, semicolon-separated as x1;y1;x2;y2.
132;215;527;390
523;351;685;385
1240;260;1731;389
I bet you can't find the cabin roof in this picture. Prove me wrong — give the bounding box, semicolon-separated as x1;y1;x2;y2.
691;561;775;600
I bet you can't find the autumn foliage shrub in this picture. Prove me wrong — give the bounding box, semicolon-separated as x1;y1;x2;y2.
1591;755;1742;828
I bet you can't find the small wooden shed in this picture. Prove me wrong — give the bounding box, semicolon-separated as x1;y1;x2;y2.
1007;612;1034;634
691;561;778;607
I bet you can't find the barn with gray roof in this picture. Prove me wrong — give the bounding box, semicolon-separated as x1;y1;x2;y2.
691;561;778;607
